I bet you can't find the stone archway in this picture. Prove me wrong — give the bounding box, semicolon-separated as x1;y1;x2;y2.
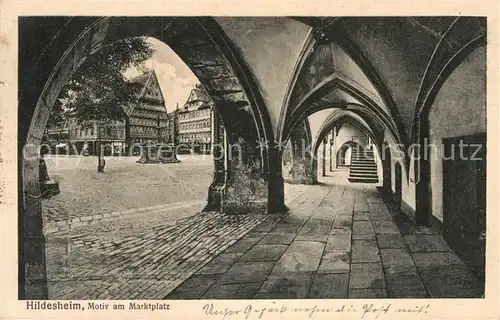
412;18;486;226
336;141;362;167
18;16;278;299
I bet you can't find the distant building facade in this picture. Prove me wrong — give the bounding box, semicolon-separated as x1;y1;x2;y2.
124;70;174;150
68;118;126;155
177;84;214;154
44;121;69;146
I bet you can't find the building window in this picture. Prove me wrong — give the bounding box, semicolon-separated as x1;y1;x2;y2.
91;127;94;135
80;128;83;136
85;128;88;136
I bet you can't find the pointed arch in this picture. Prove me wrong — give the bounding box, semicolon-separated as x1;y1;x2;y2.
283;74;401;149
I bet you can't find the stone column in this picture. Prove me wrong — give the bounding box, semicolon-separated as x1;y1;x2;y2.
322;138;327;176
329;132;333;172
21;142;49;299
266;142;285;214
415;118;431;226
286;137;316;184
204;111;271;214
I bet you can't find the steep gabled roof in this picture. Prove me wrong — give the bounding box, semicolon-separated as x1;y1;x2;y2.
131;71;151;86
183;84;213;110
126;69;167;115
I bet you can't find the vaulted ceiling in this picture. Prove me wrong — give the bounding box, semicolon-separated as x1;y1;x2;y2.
214;16;486;148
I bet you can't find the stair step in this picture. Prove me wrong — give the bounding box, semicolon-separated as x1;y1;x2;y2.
350;173;379;178
348;177;379;183
350;170;378;175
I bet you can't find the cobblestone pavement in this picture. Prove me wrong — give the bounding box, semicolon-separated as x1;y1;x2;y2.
42;155;213;222
166;170;484;299
44;179;311;299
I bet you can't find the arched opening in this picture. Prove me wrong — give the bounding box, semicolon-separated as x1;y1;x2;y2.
336;141;362;167
19;17;277;300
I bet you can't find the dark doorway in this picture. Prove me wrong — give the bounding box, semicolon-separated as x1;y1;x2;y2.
443;133;486;283
382;143;392;191
394;162;402;205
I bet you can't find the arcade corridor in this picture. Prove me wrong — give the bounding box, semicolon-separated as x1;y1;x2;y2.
17;16;488;299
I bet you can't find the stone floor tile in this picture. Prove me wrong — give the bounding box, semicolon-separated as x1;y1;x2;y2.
403;235;450;252
252;217;284;233
353;220;374;233
385;273;429;298
272;225;302;234
308;273;349;298
220;261;274;284
271;241;325;274
259;272;315;298
366;197;384;204
311;206;337;221
349;288;388;299
376;234;405;249
412;251;465;269
295;219;332;242
278;216;309;228
372;220;400;234
325;232;351;252
258;232;296;245
317;251;350;274
239;244;288;262
337;200;354;215
224;233;267;253
393;215;437;235
165;275;216;299
352;221;376;240
380;249;418;275
354;200;369;212
332;214;353;229
196;253;243;275
368;203;392;220
349;263;385;289
380;249;415;267
353;211;370;221
352;240;380;263
352;231;376;240
330;228;351;235
419;265;484;298
202;282;262;299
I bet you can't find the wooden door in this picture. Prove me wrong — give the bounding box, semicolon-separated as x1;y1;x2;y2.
443;133;486;281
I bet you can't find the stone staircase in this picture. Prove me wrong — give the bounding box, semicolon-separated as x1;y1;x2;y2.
348;148;379;183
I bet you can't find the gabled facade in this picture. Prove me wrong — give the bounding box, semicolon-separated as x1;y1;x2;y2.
125;70;174;146
177;83;214;153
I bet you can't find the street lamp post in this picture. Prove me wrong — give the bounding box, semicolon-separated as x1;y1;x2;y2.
97;121;105;172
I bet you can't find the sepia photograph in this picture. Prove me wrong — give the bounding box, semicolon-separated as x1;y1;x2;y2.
15;15;488;300
1;4;499;319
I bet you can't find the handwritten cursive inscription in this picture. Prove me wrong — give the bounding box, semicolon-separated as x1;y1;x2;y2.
202;303;430;320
